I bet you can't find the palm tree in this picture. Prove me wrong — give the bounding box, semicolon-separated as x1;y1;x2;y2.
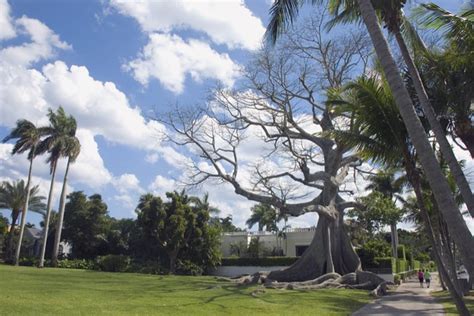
246;203;277;232
51;113;80;267
265;0;474;291
365;169;406;258
328;74;469;314
0;180;46;261
189;193;220;216
36;107;75;268
316;0;474;220
2;120;45;265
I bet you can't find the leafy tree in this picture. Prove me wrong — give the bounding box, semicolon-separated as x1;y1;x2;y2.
62;192;109;259
0;180;45;262
105;218;137;256
350;192;403;238
2;119;46;265
365;170;406;257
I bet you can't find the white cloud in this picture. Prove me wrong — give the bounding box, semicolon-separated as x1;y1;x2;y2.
109;0;265;50
0;16;71;66
125;33;241;94
113;173;144;194
0;0;15;40
0;60;165;151
144;153;159;164
148;175;178;196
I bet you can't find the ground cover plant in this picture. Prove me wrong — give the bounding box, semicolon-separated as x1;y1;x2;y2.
432;291;474;315
0;264;371;315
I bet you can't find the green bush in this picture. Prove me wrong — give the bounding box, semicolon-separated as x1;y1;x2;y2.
18;257;38;267
396;259;408;273
394;274;401;285
57;259;95;270
397;245;406;260
97;255;130;272
356;239;391;268
221;257;298;267
127;260;166;275
176;260;204;276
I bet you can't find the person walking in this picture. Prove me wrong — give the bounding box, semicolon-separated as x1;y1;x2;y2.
418;269;424;288
424;270;431;288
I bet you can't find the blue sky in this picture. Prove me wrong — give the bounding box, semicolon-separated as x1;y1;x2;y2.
0;0;472;231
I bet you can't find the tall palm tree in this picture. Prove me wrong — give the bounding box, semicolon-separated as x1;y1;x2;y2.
189;193;221;216
36;107;74;268
318;0;474;218
2;120;45;265
265;0;474;289
328;74;469;314
51;114;80;267
365;169;405;258
0;180;46;261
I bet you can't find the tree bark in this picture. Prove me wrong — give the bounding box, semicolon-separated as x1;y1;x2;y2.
5;210;20;262
169;251;178;274
394;30;474;217
455;117;474;159
390;223;398;258
51;157;71;267
39;161;57;268
357;0;474;280
14;157;34;266
404;153;469;314
268;214;361;282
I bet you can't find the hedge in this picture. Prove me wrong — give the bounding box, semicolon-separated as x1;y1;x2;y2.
220;257;298;267
397;245;406;260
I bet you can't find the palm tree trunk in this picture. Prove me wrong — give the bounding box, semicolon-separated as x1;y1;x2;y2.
14;157;34;266
39;161;57;268
394;30;474;217
390;223;398;258
51;157;71;267
5;210;20;262
357;0;474;280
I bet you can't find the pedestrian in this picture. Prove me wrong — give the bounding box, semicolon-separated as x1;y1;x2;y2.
424;270;431;288
418;269;424;288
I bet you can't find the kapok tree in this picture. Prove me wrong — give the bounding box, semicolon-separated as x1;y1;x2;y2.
160;12;373;282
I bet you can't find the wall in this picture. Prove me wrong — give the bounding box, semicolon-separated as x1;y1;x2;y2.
210;265;289;277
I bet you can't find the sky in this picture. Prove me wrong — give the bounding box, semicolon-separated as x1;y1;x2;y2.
0;0;472;232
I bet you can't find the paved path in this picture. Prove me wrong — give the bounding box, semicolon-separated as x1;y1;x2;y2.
352;273;445;315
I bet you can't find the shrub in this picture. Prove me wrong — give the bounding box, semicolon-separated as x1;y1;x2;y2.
356;239;391;268
397;245;406;260
127;260;166;275
97;255;130;272
57;259;95;270
220;257;298;267
176;260;204;276
18;257;38;267
394;274;401;285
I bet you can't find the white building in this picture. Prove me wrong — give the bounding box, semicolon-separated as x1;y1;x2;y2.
221;227;316;257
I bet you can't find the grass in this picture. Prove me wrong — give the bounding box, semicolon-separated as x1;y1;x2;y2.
432;290;474;315
0;264;371;315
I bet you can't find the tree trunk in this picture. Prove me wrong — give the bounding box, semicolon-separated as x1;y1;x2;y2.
39;161;57;268
394;30;474;217
169;251;178;274
5;210;20;262
324;221;335;273
51;157;71;267
357;0;474;280
454;117;474;159
14;157;34;266
268;215;360;282
390;223;398;259
405;155;469;314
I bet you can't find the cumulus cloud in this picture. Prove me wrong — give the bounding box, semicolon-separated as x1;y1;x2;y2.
113;173;144;194
0;16;71;66
125;33;240;94
0;60;165;151
148;175;178;196
0;0;15;40
109;0;265;50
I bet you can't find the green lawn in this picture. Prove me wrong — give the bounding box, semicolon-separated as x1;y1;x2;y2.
0;264;371;315
432;291;474;315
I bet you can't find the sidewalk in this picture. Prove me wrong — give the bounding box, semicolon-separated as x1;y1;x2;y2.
352;273;445;315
